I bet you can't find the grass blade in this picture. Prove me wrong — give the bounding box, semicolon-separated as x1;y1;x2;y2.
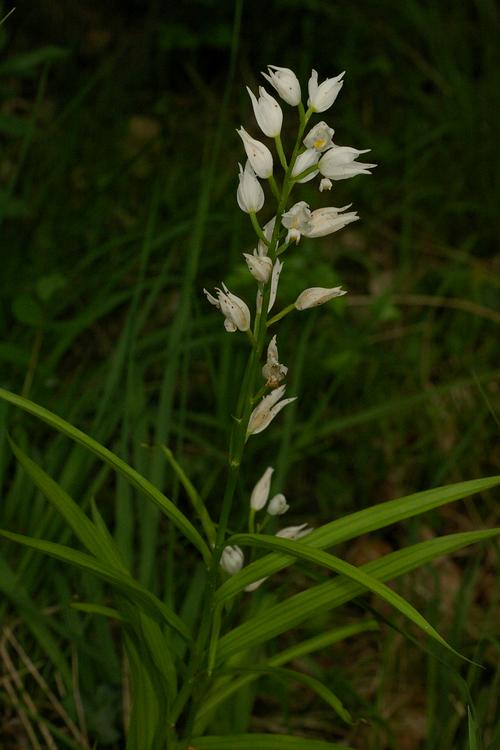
216;528;499;663
0;529;191;642
0;387;211;565
217;476;500;599
225;533;463;660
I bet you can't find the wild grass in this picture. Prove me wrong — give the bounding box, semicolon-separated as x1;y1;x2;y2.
0;1;498;748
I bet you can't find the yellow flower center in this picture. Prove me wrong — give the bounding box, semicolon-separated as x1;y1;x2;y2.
314;138;326;149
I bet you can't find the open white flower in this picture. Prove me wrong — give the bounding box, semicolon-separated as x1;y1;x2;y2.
261;65;301;106
302;205;359;238
276;523;313;540
247;86;283;137
303;121;335;152
307;69;345;113
291;148;320;183
220;545;244;575
237;160;264;213
204;282;251;332
281;201;312;244
319;146;377;180
262;334;288;387
250;466;274;510
247;385;297;436
237;127;273;178
267;493;289;516
294;286;347;310
243;251;273;283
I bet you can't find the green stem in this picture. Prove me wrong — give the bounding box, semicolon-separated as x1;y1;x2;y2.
267;303;296;327
249;211;267;244
274;134;288;170
268;173;281;200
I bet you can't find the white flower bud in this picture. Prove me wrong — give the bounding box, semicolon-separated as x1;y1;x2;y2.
261;65;301;106
247;86;283;137
220;545;244;575
204;282;251;332
237;127;273;178
262;334;288;387
302;205;359;238
247;385;297;436
276;523;313;540
243;252;273;283
307;69;345;113
281;201;312;244
250;466;274;510
294;286;347;311
319;178;332;192
319;146;377;181
291;148;320;183
303;121;335;152
237;161;264;213
245;576;268;592
267;493;289;516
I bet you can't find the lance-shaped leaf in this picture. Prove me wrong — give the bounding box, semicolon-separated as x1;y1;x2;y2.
226;533;462;660
0;529;192;643
216;476;500;600
216;528;499;663
0;387;211;565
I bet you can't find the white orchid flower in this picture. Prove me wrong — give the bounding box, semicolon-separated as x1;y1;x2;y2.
250;466;274;511
237;160;264;213
267;493;289;516
291;148;320;183
281;200;312;244
319;146;377;181
276;523;313;540
303;121;335;152
262;334;288;387
261;65;301;106
302;205;359;238
204;282;251;332
294;286;347;310
243;252;273;283
237;127;273;178
247;86;283;137
220;545;244;575
319;178;333;192
247;385;297;436
307;69;345;113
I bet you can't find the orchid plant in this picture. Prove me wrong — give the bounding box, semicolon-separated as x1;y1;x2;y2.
0;64;498;750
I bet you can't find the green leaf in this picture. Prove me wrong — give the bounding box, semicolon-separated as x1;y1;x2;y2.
195;621;378;733
216;528;499;663
8;437;108;562
0;529;191;643
217;476;500;600
0;387;211;565
191;735;354;749
222;665;352;724
71;602;123;620
225;533;461;660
